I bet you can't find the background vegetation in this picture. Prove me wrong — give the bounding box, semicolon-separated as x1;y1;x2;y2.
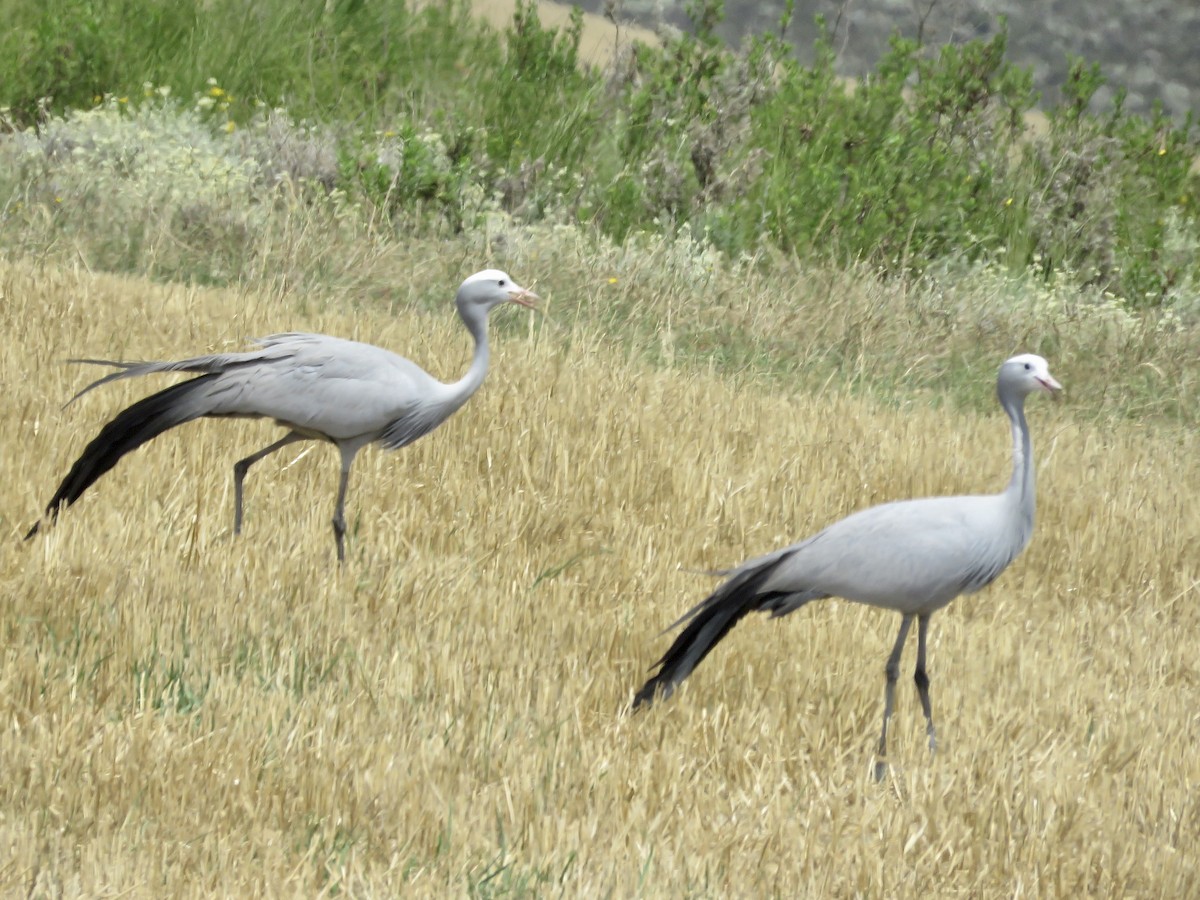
1;0;1197;894
2;0;1198;312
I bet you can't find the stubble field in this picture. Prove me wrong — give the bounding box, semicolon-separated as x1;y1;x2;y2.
1;257;1197;896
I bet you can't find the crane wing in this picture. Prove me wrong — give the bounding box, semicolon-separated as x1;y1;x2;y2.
757;494;1025;614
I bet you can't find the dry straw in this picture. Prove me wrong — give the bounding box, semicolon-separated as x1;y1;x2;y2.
1;258;1196;896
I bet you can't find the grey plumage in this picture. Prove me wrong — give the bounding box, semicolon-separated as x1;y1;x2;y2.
26;269;539;562
632;354;1062;780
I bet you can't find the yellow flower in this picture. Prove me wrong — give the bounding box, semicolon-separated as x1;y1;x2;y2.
209;85;225;98
117;96;128;104
1004;197;1013;207
224;120;236;133
607;277;618;284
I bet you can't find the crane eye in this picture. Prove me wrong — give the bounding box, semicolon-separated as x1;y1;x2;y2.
1023;362;1032;371
498;279;507;287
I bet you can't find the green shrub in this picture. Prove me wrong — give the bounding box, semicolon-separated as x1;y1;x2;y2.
1018;59;1199;304
719;26;1034;270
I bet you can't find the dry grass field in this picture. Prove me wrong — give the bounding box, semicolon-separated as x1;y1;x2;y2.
1;257;1197;896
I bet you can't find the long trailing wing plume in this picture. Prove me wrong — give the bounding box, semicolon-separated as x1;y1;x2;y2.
26;375;219;538
63;347;295;406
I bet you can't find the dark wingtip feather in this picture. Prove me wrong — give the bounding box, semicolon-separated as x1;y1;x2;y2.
37;375;215;523
631;678;669;710
631;564;788;712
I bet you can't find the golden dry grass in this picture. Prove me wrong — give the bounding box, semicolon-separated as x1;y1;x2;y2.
1;257;1197;896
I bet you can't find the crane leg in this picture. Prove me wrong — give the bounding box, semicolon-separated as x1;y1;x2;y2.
914;613;937;755
330;448;356;564
876;613;914;782
232;433;304;535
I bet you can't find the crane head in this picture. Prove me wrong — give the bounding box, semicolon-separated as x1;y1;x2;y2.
1001;353;1062;399
459;269;540;313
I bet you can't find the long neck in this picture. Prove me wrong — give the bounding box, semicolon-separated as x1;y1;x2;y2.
1000;387;1035;532
445;302;491;412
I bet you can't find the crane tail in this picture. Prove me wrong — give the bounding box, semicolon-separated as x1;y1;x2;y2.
61;359;159;407
632;564;788;710
27;375;218;536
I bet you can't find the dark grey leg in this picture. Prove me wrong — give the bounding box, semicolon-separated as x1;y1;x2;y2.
232;433;305;534
914;613;936;755
876;613;914;782
331;447;358;564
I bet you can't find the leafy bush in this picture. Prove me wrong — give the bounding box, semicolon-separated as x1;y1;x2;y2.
1018;59;1200;304
598;7;1198;307
0;90;341;282
0;0;486;128
589;0;785;241
729;27;1035;269
0;0;200;126
341;124;487;234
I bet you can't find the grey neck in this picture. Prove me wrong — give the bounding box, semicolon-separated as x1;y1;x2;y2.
1000;387;1035;533
446;302;492;410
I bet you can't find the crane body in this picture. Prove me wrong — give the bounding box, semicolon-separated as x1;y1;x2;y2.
27;270;539;562
633;354;1061;780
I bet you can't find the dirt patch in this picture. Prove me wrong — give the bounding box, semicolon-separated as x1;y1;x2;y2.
466;0;659;67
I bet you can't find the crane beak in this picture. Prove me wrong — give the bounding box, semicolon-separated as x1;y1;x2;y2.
508;288;540;309
1037;375;1063;396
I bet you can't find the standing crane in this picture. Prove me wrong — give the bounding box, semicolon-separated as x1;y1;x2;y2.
632;354;1061;780
26;269;539;562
